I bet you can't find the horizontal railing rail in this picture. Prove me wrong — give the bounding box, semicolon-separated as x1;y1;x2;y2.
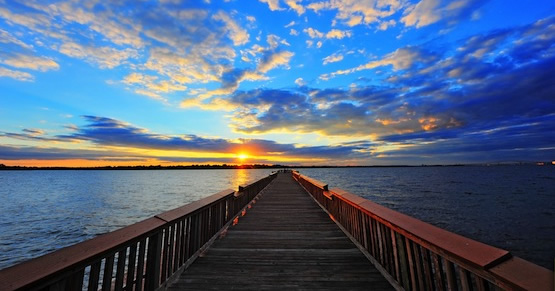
0;173;277;291
293;171;553;291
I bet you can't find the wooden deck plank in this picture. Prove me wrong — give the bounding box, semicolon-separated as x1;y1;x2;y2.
167;173;393;290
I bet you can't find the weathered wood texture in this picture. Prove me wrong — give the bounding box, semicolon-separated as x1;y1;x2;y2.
168;172;394;290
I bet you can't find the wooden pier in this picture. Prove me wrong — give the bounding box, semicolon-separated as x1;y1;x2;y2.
168;172;393;290
0;170;552;291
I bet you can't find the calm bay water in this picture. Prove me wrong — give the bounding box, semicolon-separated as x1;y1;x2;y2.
0;166;553;271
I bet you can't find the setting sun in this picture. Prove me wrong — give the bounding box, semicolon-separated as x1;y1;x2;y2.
237;153;249;161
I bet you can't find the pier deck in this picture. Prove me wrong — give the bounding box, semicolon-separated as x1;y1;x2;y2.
168;172;394;290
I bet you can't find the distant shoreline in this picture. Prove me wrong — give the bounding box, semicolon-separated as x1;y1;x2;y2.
0;163;548;170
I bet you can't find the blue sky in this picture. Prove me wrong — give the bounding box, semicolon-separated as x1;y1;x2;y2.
0;0;554;166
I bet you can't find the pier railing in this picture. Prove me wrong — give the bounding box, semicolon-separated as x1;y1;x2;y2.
293;171;552;291
0;173;276;291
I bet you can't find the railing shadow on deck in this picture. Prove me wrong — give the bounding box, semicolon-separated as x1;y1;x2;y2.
0;173;277;291
293;171;553;291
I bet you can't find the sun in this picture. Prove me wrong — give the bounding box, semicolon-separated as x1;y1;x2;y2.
237;153;249;161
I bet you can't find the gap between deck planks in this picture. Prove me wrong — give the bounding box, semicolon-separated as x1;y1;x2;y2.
167;172;394;290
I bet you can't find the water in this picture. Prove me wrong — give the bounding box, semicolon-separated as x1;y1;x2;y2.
0;166;553;271
299;166;555;270
0;169;275;270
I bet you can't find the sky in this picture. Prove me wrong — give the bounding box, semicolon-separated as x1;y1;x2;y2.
0;0;554;166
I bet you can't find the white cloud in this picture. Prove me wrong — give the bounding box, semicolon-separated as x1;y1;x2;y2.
307;0;403;27
247;15;256;22
267;34;281;49
257;50;295;73
0;66;33;81
378;19;396;30
285;21;296;28
0;29;33;49
48;2;144;48
295;77;306;86
320;47;426;80
213;11;250;46
401;0;441;28
325;29;352;39
59;42;137;69
1;53;59;72
134;89;165;101
316;41;323;48
306;40;314;48
323;53;344;65
144;48;222;84
290;28;299;36
0;7;52;31
258;0;284;11
123;73;157;85
304;27;324;38
401;0;480;28
286;0;306;15
123;73;187;96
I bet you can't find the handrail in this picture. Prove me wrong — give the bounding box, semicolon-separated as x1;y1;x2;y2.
0;173;277;291
293;171;553;291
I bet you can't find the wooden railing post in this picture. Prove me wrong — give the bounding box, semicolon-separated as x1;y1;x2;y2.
145;232;162;290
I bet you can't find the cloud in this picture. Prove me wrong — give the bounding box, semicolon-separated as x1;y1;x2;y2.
304;28;352;42
325;29;352;39
378;19;396;30
307;0;403;27
258;0;284;11
0;66;33;81
0;115;371;162
258;50;294;73
401;0;485;28
286;0;306;15
1;53;59;72
122;72;187;99
295;77;306;86
0;29;33;49
49;2;144;48
321;46;438;79
284;21;296;28
401;0;440;28
59;42;137;69
304;27;324;38
0;1;256;102
323;53;344;65
181;33;295;107
305;0;483;30
0;144;127;161
0;128;72;142
0;7;52;31
289;28;299;36
143;47;224;85
193;16;555;165
212;10;249;46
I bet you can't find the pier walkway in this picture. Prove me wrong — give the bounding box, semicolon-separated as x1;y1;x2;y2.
168;172;393;290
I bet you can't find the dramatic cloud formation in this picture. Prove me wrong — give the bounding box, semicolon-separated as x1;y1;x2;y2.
1;0;553;165
1;116;371;164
